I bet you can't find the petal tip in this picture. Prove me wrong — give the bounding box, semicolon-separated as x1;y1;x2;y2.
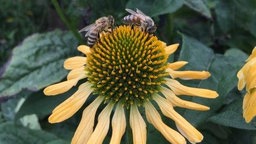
78;45;91;55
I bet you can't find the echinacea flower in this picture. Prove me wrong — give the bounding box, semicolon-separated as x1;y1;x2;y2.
44;26;218;144
237;47;256;123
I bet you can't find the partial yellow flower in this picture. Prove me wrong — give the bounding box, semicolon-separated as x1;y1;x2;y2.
44;26;218;144
237;46;256;123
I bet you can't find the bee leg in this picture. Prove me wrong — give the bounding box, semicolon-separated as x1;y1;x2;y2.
141;22;147;32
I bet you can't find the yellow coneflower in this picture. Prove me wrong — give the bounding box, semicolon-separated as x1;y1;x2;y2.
237;47;256;123
44;26;218;144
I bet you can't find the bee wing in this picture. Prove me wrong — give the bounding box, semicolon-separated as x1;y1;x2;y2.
136;8;153;21
126;8;146;21
136;8;147;16
125;8;138;15
79;24;95;33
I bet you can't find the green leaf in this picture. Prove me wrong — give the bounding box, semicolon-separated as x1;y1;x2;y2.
209;98;256;130
0;122;68;144
178;34;247;126
126;0;184;16
184;0;212;19
46;140;69;144
200;123;229;140
224;48;248;60
0;30;78;98
179;34;214;72
1;92;30;121
15;89;74;120
215;0;256;35
215;0;256;52
147;124;170;144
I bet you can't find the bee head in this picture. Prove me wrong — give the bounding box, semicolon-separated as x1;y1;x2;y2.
107;15;115;28
147;25;157;34
145;17;154;27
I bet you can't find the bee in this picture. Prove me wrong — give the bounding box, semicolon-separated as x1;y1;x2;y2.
123;8;157;33
79;15;115;47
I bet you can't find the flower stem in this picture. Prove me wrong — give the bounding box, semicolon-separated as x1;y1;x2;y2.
51;0;83;44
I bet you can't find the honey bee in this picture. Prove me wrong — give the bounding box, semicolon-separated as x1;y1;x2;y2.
79;16;115;47
123;8;157;33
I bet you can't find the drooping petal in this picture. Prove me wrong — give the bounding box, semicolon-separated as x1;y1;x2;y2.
167;61;188;70
167;68;211;80
161;87;209;111
87;103;114;144
44;79;79;96
71;97;103;144
144;102;186;144
48;82;93;123
110;103;126;144
165;78;218;98
243;89;256;123
165;44;179;56
175;124;198;144
77;45;91;55
237;69;246;91
237;57;256;90
130;104;146;144
153;95;203;143
64;56;87;70
67;67;87;80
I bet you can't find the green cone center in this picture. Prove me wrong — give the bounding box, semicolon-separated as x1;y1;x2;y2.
86;26;167;107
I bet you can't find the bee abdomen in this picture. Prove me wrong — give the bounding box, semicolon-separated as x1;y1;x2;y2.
123;15;130;22
87;37;97;47
87;31;99;46
123;15;140;24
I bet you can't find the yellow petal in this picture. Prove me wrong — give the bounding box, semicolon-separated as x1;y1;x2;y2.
67;67;86;80
44;79;78;96
64;56;87;70
153;95;203;143
168;61;188;70
237;69;246;91
245;65;256;90
77;45;91;55
130;105;146;144
161;87;209;111
165;43;179;56
246;47;256;62
71;97;103;144
87;103;114;144
144;102;186;144
237;57;256;90
49;82;93;123
165;78;218;98
110;103;126;144
167;68;211;80
243;89;256;123
175;123;202;144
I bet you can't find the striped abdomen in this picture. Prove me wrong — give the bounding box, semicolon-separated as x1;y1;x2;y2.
123;15;141;25
87;28;100;47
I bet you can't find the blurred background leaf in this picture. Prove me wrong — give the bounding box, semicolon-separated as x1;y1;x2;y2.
184;0;212;19
126;0;184;16
0;30;78;98
215;0;256;53
0;122;68;144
